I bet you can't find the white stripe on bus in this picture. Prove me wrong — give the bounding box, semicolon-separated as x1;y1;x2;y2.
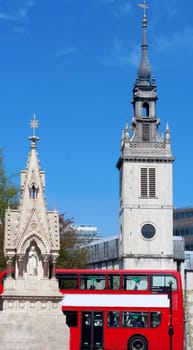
62;294;169;308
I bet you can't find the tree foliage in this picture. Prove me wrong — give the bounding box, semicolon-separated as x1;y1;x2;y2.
57;214;90;269
0;148;19;270
0;152;19;222
0;224;5;271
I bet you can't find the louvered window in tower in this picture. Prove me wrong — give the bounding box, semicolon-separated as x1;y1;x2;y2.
141;168;148;197
140;168;156;198
149;168;156;197
142;124;150;142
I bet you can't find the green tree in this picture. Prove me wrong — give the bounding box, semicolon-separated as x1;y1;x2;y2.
0;148;19;270
0;224;5;270
57;214;90;269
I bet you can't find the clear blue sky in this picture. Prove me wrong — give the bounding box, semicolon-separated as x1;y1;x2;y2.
1;0;193;237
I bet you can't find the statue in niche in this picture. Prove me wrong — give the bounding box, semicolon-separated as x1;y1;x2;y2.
27;246;38;276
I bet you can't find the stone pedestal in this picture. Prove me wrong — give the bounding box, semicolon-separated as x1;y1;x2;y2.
0;308;69;350
0;278;70;350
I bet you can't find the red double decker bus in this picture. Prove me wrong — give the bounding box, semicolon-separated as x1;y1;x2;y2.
58;269;184;350
0;268;184;349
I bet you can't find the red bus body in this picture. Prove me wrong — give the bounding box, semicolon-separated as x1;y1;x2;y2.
58;269;184;350
0;269;184;350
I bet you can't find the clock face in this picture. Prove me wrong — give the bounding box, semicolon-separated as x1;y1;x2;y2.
141;224;156;239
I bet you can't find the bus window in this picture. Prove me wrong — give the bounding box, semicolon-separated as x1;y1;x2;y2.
80;274;106;290
107;311;120;327
63;311;78;327
150;312;162;328
57;274;78;290
151;274;177;292
122;275;148;290
108;274;120;290
122;312;148;328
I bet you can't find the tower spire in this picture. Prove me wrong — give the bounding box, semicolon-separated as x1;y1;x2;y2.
137;0;152;84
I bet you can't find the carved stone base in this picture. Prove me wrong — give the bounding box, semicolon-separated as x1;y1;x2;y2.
0;303;69;350
3;277;59;294
2;295;63;311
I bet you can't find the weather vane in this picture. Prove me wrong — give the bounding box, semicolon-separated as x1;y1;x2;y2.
30;114;39;137
138;0;148;16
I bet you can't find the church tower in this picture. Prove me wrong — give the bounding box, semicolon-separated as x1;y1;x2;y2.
117;6;176;270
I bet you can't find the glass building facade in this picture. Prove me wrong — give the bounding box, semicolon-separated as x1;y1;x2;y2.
173;207;193;251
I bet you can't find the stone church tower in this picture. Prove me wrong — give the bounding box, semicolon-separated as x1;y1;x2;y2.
0;117;69;350
117;9;176;270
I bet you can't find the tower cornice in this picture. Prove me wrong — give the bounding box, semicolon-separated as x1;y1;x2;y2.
116;155;175;170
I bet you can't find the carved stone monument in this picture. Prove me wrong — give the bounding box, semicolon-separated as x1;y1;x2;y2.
0;116;69;350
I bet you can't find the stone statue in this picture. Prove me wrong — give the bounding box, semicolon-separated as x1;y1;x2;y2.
27;246;38;276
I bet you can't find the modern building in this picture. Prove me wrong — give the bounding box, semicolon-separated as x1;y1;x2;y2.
184;250;193;270
173;207;193;251
87;235;119;269
87;234;185;271
76;225;99;240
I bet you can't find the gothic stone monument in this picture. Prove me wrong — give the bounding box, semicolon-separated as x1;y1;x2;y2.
0;117;69;350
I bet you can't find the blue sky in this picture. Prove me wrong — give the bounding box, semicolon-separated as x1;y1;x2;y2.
1;0;193;236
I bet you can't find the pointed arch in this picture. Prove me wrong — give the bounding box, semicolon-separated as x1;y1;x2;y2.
28;181;39;199
18;231;50;255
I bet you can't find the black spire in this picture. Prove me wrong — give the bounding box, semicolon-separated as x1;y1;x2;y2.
137;4;152;84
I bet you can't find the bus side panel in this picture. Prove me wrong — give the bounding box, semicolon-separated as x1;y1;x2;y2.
104;308;184;350
69;327;81;350
105;328;129;350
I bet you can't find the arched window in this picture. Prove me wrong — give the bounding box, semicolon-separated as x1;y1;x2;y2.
142;102;149;117
29;182;39;199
